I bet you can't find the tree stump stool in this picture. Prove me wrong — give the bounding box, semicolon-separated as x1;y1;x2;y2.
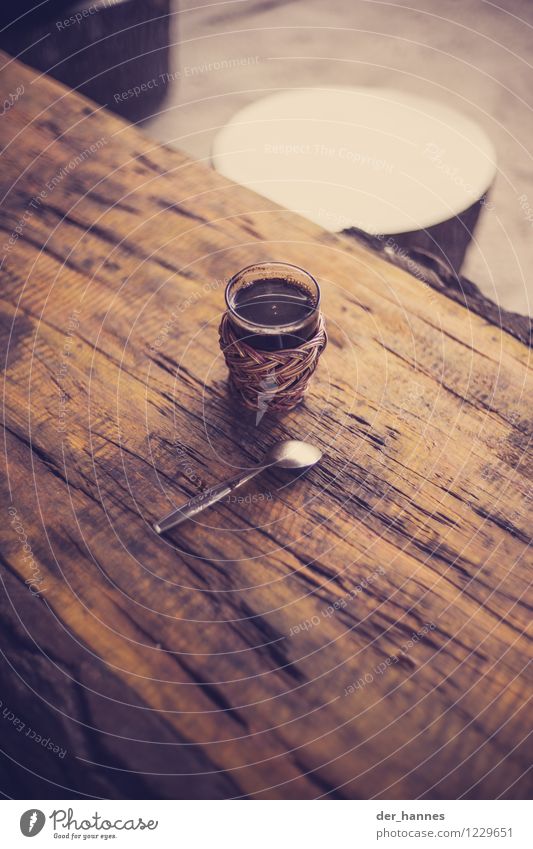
212;87;497;275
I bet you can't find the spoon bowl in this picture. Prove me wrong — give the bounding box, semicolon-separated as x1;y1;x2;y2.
266;439;322;469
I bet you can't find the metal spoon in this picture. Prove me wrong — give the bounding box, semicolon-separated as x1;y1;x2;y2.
153;439;322;534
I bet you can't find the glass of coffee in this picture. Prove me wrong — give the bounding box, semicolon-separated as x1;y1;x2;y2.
224;261;321;351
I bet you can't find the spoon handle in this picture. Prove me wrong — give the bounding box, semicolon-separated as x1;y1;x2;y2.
154;465;266;534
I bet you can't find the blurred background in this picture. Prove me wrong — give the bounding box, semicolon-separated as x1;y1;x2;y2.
2;0;532;315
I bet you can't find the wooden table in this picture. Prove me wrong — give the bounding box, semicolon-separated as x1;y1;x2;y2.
1;52;531;800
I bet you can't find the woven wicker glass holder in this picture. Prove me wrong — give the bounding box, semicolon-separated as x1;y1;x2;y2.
218;311;327;412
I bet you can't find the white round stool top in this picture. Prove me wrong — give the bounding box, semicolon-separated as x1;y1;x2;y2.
212;87;496;235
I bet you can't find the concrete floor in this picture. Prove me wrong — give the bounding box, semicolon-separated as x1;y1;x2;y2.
144;0;533;317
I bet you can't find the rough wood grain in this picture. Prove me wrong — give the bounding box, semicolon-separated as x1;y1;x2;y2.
0;52;531;800
344;227;532;348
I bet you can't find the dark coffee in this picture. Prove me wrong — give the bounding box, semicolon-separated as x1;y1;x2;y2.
231;277;318;350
